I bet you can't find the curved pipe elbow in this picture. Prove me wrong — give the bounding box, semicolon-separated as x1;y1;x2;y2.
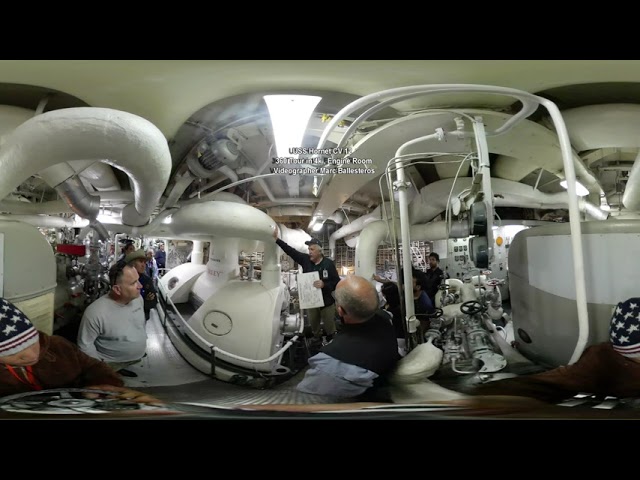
56;176;100;220
89;220;110;241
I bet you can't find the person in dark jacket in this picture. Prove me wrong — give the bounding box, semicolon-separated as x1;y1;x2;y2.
296;275;400;399
155;243;166;272
424;253;446;307
380;282;406;356
472;297;640;403
273;228;340;343
126;249;158;321
0;297;158;404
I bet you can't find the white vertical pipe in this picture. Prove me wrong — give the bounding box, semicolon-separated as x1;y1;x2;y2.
394;133;441;335
261;241;281;290
207;237;239;285
539;98;589;365
192;240;204;265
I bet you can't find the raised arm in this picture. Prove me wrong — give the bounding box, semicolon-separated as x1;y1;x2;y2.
273;226;308;266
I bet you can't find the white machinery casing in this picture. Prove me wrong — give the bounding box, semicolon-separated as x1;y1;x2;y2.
509;220;640;367
0;219;56;334
189;280;285;372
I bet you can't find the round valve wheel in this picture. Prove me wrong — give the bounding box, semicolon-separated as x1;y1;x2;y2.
460;300;487;315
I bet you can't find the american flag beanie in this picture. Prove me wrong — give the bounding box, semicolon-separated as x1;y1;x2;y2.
0;298;39;357
610;297;640;358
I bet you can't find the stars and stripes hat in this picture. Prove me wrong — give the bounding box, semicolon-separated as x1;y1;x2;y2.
610;297;640;358
0;298;39;357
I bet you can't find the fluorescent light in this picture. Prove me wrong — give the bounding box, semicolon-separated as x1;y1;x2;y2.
312;222;323;232
96;214;120;224
264;95;322;158
560;180;589;197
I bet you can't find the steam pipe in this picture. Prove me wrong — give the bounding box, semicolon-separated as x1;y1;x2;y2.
0;107;172;227
538;97;589;365
317;85;588;364
55;176;100;220
394;133;441;339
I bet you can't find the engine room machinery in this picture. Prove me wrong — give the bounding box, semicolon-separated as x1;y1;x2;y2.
155;213;312;388
509;219;640;367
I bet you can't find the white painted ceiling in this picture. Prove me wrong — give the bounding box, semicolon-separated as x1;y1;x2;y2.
2;60;640;227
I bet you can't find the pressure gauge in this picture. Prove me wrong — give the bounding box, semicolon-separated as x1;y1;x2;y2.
203;311;233;336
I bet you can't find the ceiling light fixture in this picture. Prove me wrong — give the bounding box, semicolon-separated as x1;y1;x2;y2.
560;180;589;197
264;94;322;159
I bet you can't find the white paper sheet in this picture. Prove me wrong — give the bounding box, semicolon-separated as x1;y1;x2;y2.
298;271;325;309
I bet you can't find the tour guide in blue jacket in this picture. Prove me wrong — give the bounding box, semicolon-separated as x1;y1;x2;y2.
273;228;340;342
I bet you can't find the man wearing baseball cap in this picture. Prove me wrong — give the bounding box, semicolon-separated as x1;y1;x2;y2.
273;228;340;344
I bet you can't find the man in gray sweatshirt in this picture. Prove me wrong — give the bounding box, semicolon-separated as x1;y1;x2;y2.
77;261;147;378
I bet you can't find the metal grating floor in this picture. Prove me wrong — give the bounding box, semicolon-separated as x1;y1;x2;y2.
122;310;339;406
119;310;211;390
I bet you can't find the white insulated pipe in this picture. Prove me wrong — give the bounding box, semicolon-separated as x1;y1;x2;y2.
395;134;441;334
166;201;280;290
192;240;205;265
623;150;640;210
0;107;172;227
329;204;395;258
539;97;589;366
0;199;72;214
409;177;608;225
206;237;239;284
276;223;312;254
0;214;89;229
315;85;589;363
76;161;121;191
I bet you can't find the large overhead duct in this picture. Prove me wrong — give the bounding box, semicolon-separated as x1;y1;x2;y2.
75;161;121;191
38;163;107;240
354;177;609;280
556;104;640;208
408;177;608;225
0;199;72;215
0;107;172;227
312;108;603;223
0;214;88;229
0;105;34;146
267;206;314;217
